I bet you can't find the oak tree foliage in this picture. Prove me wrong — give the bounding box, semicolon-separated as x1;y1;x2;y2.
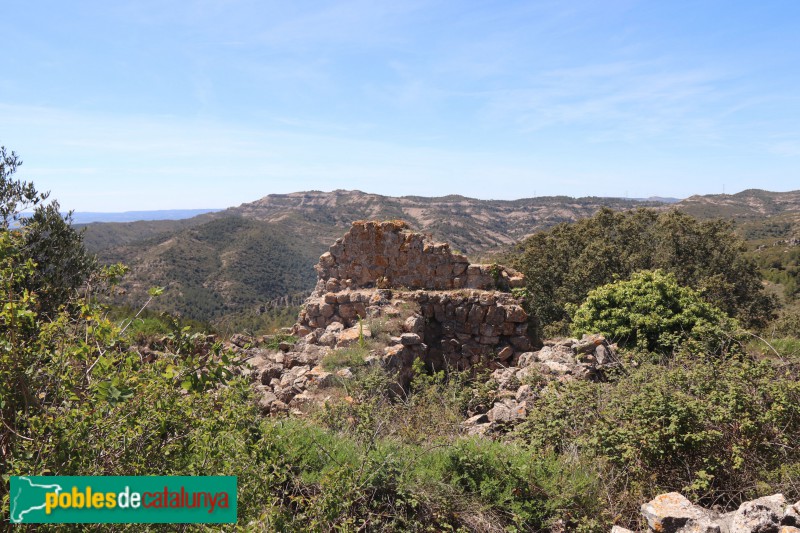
511;208;776;337
0;146;95;316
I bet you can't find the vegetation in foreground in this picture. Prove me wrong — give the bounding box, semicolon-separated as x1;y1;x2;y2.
2;147;800;531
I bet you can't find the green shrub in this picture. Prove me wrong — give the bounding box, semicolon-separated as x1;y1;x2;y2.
123;315;173;341
0;235;273;528
746;334;800;363
1;146;96;318
516;352;800;528
275;372;614;531
769;337;800;358
571;269;740;353
0;158;268;528
768;307;800;338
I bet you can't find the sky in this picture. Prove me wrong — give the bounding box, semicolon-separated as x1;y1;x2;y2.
2;0;800;211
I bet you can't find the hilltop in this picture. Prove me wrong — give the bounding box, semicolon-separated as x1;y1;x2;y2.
678;188;800;221
224;190;667;253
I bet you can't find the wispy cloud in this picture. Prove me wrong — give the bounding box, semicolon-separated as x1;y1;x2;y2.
0;103;553;210
478;60;737;143
4;1;800;209
254;0;430;48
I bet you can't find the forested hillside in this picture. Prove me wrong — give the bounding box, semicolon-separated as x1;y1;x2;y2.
97;216;320;326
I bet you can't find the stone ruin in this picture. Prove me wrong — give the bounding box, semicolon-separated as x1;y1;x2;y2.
293;219;532;376
312;219;524;293
242;220;619;428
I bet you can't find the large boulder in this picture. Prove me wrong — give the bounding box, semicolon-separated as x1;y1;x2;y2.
624;492;798;533
641;492;720;533
727;494;785;533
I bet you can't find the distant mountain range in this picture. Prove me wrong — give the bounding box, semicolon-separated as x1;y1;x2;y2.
70;209;222;224
81;189;800;327
639;196;681;203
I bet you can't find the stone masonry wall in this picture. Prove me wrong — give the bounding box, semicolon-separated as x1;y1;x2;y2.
295;288;531;371
313;220;524;294
293;220;533;378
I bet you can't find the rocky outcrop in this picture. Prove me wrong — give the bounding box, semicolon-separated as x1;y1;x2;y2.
619;492;800;533
640;493;721;533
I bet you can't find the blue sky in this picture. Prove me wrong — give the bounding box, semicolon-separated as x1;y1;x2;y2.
2;1;800;211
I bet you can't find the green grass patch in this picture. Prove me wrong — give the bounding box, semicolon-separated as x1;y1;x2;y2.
264;333;298;350
321;345;370;371
772;337;800;354
746;335;800;362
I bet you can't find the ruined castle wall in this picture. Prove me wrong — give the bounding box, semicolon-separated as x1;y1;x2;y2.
297;288;532;371
314;220;524;294
249;220;542;414
292;221;535;379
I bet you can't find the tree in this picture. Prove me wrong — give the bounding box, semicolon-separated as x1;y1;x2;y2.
0;145;95;316
1;148;248;507
0;146;46;228
511;208;776;337
20;200;96;315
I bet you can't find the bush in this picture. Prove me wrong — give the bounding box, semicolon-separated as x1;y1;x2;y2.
516;352;800;529
768;307;800;338
1;151;262;527
310;361;607;531
20;200;96;316
571;269;740;353
0;226;265;527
